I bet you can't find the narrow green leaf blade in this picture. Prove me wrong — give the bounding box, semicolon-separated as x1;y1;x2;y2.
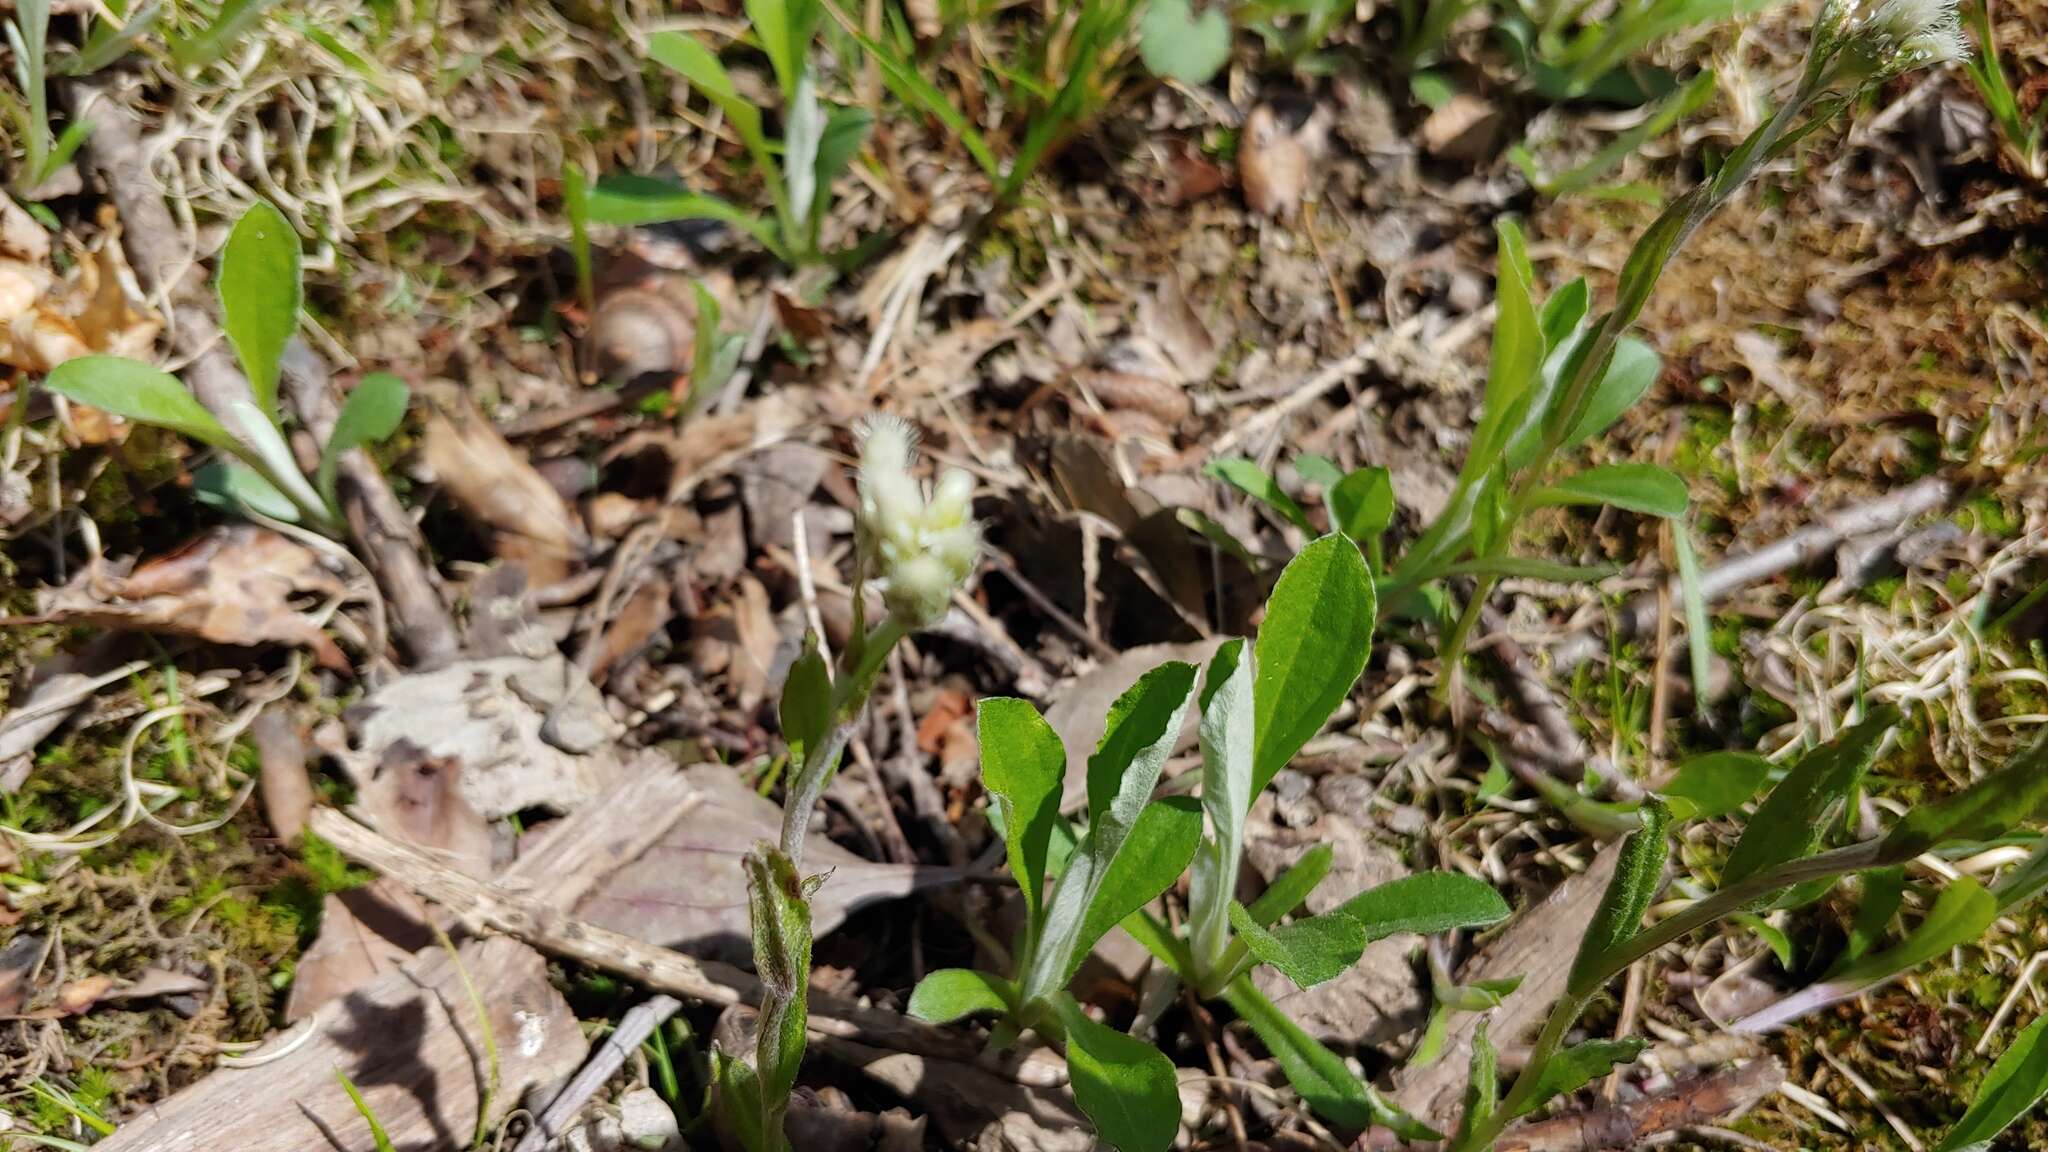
907;968;1014;1024
1332;872;1511;943
1475;217;1542;471
1673;522;1713;717
1842;866;1905;963
1725;707;1899;886
1246;843;1334;926
44;356;234;447
1567;799;1670;997
1224;978;1440;1140
1828;876;1997;988
1055;997;1182;1152
1534;463;1688;518
217;200;301;416
778;638;832;766
1228;901;1367;989
1253;533;1375;793
1206;457;1313;531
317;371;408;509
1881;730;2048;863
1438;556;1621;582
979;697;1066;933
1085;662;1199;834
1070;796;1204;982
1521;1037;1650;1117
1562;335;1660;447
584;175;783;253
1936;1009;2048;1152
1190;639;1254;973
1661;751;1773;821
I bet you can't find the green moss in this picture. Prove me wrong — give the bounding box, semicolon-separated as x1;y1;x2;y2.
1959;494;2020;539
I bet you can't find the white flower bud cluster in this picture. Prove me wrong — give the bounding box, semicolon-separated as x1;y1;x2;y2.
855;415;981;628
1827;0;1966;79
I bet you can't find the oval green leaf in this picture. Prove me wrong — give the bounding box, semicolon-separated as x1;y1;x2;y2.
1725;707;1898;887
218;200;302;415
1055;997;1182;1152
1936;1009;2048;1152
979;696;1067;932
1253;533;1374;793
907;968;1015;1024
1333;871;1511;943
1535;462;1688;518
1661;750;1773;820
44;355;234;448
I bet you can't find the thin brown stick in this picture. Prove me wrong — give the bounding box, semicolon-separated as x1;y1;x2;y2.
306;805;1048;1083
1494;1058;1783;1152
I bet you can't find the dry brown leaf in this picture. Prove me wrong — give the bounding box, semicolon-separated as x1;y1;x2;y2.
0;206;160;383
252;709;312;845
879;318;1015;402
1240;105;1310;220
693;572;780;713
351;741;494;878
283;881;433;1021
1420;92;1503;162
35;525;349;669
575;764;967;965
420;396;587;585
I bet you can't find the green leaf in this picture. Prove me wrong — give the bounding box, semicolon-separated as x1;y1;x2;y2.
1673;522;1713;718
1086;662;1199;833
1206;457;1313;532
1534;463;1688;518
1828;876;1997;988
1137;0;1231;83
741;846;811;1152
808;105;872;229
1292;453;1344;489
1224;979;1440;1140
1071;797;1204;983
978;697;1066;936
778;638;832;766
1732;911;1795;968
1841;866;1904;963
1228;901;1366;989
1936;1009;2048;1152
584;174;783;255
1025;663;1197;1004
1054;997;1181;1152
193;459;297;522
1562;335;1660;447
1458;1021;1500;1141
1880;730;2048;864
334;1066;399;1152
743;0;820;99
1724;707;1899;887
1567;798;1670;997
907;968;1014;1024
44;356;234;448
712;1048;770;1152
1333;872;1511;942
1253;533;1375;793
1660;751;1772;821
1190;639;1254;974
1245;843;1334;926
1538;278;1590;350
317;371;408;510
217;200;301;417
1522;1037;1649;1117
167;0;279;71
1329;466;1395;543
842;22;999;177
1472;218;1543;471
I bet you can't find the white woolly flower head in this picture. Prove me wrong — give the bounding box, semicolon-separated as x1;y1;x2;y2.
853;415;982;627
1824;0;1966;81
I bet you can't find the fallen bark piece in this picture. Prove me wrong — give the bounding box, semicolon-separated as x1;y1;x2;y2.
1494;1057;1783;1151
576;763;968;964
97;936;586;1152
